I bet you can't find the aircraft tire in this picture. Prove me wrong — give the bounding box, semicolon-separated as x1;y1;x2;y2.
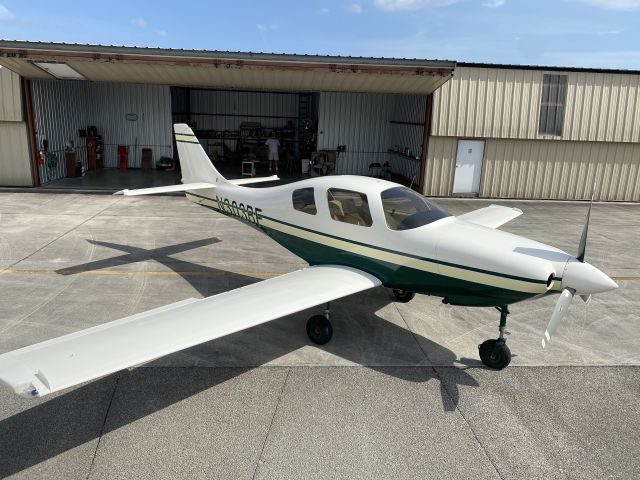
393;289;415;303
306;315;333;345
479;339;511;369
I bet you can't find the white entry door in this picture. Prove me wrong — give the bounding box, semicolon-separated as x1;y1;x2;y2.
452;139;485;194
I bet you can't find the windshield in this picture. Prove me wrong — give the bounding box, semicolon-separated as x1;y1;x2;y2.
381;187;449;231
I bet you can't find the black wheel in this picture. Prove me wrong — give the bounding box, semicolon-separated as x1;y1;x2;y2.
393;289;415;303
306;315;333;345
478;339;511;370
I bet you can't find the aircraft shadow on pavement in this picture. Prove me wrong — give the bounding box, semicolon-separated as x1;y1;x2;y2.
1;238;480;477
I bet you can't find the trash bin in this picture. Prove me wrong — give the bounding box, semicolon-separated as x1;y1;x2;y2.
141;148;153;172
301;158;310;175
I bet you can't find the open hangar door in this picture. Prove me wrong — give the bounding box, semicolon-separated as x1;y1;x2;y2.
29;80;174;188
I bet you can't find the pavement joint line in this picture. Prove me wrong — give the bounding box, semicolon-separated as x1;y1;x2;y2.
0;196;121;274
86;375;120;480
431;366;506;480
252;366;291;480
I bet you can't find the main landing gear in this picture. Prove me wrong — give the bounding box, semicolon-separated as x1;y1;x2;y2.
307;303;333;345
392;289;415;303
478;306;512;370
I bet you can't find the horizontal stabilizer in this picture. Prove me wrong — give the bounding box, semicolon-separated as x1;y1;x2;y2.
229;175;280;186
114;183;215;196
0;266;380;398
458;204;523;229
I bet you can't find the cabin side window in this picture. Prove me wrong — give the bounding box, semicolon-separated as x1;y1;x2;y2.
326;188;373;227
292;187;317;215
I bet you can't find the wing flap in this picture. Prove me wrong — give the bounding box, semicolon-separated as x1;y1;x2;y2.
457;204;523;229
114;183;215;196
0;266;380;398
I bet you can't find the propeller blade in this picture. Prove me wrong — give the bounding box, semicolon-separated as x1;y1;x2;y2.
542;287;576;348
576;185;595;262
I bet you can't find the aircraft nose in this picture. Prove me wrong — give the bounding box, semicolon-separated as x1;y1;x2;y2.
562;260;618;294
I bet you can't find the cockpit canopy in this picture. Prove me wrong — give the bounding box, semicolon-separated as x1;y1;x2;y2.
381;186;449;230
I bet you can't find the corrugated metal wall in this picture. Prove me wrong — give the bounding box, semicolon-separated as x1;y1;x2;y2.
0;66;22;121
317;92;426;180
481;138;640;201
432;66;640;143
424;136;457;197
0;67;33;186
424;136;640;201
0;122;32;186
318;92;392;175
389;94;426;184
31;80;172;182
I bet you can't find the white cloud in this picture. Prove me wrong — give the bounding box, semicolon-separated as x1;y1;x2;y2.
257;23;278;32
348;3;363;13
482;0;505;7
156;29;167;37
0;4;15;20
131;18;147;28
374;0;458;10
577;0;640;10
319;7;330;14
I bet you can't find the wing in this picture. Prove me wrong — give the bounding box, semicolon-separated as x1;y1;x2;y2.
0;266;380;398
229;175;279;186
457;204;523;229
114;182;215;196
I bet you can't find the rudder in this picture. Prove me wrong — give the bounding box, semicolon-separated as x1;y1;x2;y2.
174;123;230;185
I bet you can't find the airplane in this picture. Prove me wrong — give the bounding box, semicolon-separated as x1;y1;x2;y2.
0;124;618;398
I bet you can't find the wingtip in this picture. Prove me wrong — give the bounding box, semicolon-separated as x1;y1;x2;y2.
113;190;127;196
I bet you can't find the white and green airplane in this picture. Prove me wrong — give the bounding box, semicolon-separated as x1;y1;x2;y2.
0;124;618;398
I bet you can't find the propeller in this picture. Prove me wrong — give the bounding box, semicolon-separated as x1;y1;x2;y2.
541;185;612;348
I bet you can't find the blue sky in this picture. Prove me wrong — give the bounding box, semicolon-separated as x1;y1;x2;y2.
1;0;639;69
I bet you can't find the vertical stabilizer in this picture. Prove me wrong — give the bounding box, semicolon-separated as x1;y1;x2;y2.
174;124;230;185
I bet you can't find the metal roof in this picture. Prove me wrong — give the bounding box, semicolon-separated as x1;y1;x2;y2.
0;40;456;95
458;61;640;76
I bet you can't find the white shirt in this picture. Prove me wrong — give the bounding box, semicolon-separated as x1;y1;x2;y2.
265;138;280;154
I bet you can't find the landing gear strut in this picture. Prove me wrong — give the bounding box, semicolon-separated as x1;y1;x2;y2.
307;302;333;345
478;306;512;369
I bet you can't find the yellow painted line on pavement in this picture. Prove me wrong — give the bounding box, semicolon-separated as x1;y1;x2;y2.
0;268;285;277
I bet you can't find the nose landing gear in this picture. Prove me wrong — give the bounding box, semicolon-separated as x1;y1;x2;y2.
478;306;512;369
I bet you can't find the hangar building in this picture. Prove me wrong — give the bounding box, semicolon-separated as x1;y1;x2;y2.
0;40;638;201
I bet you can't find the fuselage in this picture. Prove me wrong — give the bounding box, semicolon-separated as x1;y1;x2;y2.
185;175;599;307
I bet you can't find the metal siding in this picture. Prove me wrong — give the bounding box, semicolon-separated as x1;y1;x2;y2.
317;92;392;175
480;138;640;201
433;66;640;143
389;94;426;183
423;136;457;196
31;80;172;181
0;66;22;121
0;121;32;186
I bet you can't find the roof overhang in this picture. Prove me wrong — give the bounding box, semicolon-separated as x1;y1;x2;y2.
0;41;456;95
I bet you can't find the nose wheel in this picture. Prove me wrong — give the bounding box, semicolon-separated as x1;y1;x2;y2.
306;303;333;345
478;306;512;370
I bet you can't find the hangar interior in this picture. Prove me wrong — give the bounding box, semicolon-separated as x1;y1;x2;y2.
30;83;428;188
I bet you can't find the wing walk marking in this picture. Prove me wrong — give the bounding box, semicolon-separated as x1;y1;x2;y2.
187;192;549;294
